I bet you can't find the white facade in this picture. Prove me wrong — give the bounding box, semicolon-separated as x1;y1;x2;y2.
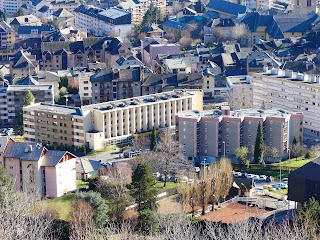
0;0;22;16
78;72;92;101
252;67;320;137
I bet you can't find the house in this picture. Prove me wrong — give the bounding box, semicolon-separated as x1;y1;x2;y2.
10;15;42;31
162;20;188;36
0;21;16;49
288;157;320;208
2;141;77;198
10;50;39;77
0;136;13;165
76;158;102;180
17;25;55;39
205;0;247;18
141;37;181;70
52;8;75;29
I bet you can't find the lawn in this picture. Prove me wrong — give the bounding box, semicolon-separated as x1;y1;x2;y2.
86;146;121;156
236;156;312;180
272;189;288;195
155;181;178;193
273;157;311;168
76;180;89;188
43;193;75;221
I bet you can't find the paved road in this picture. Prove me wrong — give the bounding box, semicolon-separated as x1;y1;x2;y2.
84;149;130;163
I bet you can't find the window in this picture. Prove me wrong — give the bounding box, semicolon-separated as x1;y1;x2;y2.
307;0;311;6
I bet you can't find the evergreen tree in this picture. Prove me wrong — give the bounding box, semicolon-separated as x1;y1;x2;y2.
131;163;157;212
254;122;264;164
75;191;109;228
292;136;298;145
15;8;24;17
17;91;35;135
150;126;157;151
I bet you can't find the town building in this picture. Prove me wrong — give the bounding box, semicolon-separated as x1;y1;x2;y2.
288;157;320;209
10;50;39;77
23;90;203;150
176;107;303;159
0;85;54;126
1;140;76;198
118;0;166;24
52;8;75;29
76;158;102;180
0;21;15;49
74;5;132;38
251;67;320;137
0;0;22;16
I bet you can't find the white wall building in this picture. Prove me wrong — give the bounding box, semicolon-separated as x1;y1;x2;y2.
0;0;22;16
252;67;320;137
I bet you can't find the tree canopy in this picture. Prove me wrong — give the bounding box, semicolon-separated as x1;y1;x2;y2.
75;191;108;229
254;122;264;164
141;5;161;27
131;163;157;211
23;90;35;106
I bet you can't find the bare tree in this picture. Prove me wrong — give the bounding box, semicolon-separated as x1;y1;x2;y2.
231;23;248;41
0;186;57;240
218;158;233;200
70;200;96;240
264;145;279;163
225;86;253;110
188;184;199;218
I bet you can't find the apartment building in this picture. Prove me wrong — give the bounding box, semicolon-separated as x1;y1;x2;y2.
24;90;203;150
118;0;166;24
226;75;253;110
1;140;76;198
0;21;15;49
0;85;54;126
74;5;132;38
176;107;303;159
0;0;22;16
49;0;80;12
252;67;320;137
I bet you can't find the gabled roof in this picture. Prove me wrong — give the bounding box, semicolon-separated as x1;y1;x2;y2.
289;157;320;182
274;13;318;33
240;12;284;39
4;142;45;161
162;20;188;30
38;5;49;13
42;150;76;167
15;75;40;85
0;137;13;153
206;0;247;16
76;158;102;174
52;8;74;18
17;25;54;35
90;69;113;82
11;50;37;69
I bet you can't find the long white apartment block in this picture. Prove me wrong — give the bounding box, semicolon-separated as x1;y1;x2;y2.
252;67;320;137
24;89;203;150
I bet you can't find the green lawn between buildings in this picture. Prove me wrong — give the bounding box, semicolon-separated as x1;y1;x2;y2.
44;193;75;221
234;156;312;180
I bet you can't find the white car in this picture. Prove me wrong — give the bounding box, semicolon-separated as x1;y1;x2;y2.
253;175;260;181
282;178;288;183
253;187;269;195
247;174;254;178
233;172;242;178
259;175;267;181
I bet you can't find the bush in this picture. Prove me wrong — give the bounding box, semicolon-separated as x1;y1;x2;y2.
305;150;315;159
138;209;159;235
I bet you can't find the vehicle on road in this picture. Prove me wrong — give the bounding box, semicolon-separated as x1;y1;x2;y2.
282;178;288;183
233;171;242;178
263;185;276;191
259;175;267;181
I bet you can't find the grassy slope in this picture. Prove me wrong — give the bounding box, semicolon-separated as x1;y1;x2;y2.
44;193;75;221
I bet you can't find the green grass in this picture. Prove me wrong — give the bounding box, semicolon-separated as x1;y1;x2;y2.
76;180;89;188
273;157;311;168
44;193;75;221
272;189;288;195
244;168;289;180
155;182;178;191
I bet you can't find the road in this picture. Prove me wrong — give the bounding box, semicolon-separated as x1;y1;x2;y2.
84;149;130;163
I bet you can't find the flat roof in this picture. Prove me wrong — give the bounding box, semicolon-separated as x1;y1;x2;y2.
177;108;302;119
7;85;52;91
81;90;200;112
24;103;83;116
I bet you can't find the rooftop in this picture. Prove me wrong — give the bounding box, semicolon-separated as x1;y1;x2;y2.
177;108;301;119
24;102;83;116
81;90;201;112
7;85;52;91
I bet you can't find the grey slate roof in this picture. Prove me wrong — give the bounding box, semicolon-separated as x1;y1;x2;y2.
42;150;75;166
76;158;102;173
4;142;45;161
0;137;11;153
206;0;247;16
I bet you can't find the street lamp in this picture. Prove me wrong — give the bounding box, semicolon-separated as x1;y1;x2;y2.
240;182;249;212
287;148;291;174
222;141;226;158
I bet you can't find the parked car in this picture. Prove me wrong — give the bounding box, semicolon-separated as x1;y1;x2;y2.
253;175;260;181
259;175;267;181
233;172;242;178
263;185;276;191
266;176;274;182
282;178;288;183
271;183;282;190
276;182;288;189
241;173;248;178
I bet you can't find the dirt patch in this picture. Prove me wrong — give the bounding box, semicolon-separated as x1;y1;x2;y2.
157;195;184;215
200;203;269;223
